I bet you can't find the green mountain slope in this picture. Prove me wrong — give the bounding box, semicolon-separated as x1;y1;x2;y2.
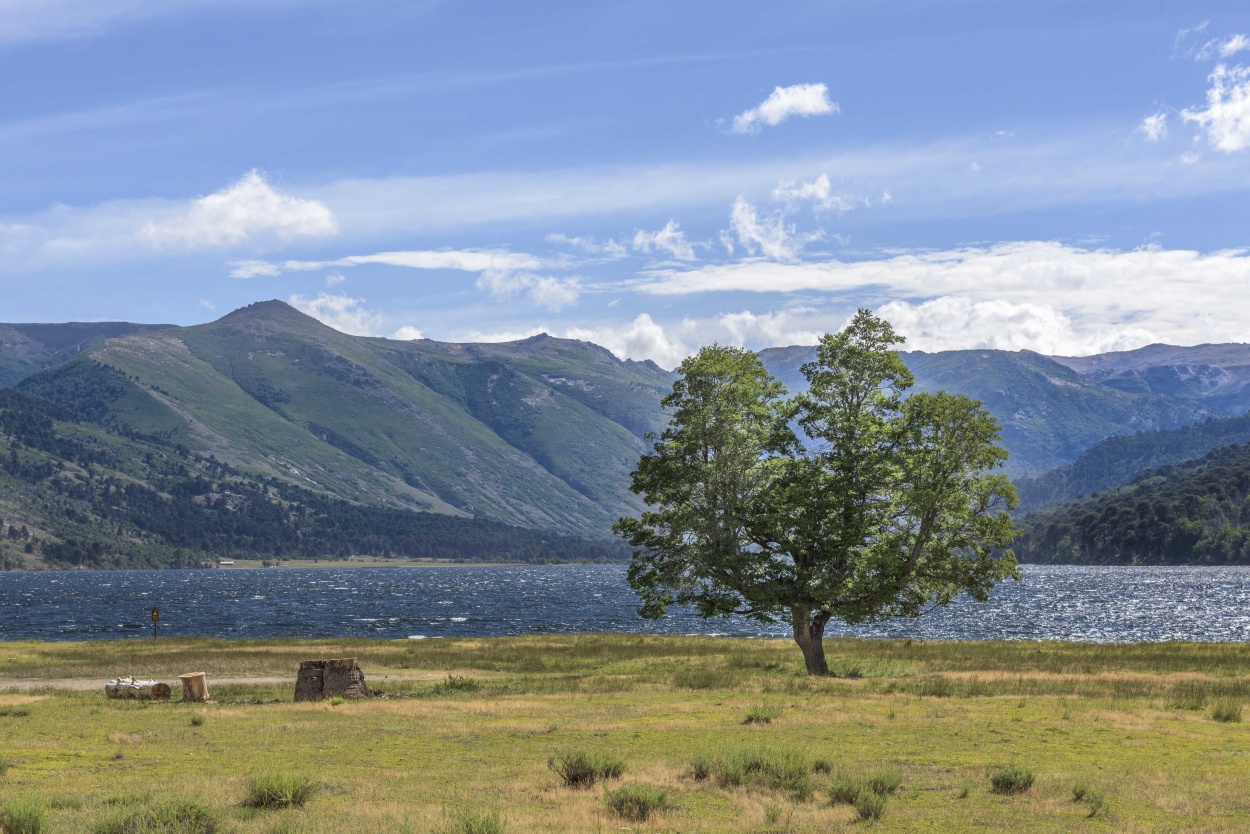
759;347;1221;477
1013;443;1250;564
1015;412;1250;513
0;321;173;388
0;388;625;570
16;301;676;538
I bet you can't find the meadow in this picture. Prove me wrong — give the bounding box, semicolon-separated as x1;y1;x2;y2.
1;635;1249;833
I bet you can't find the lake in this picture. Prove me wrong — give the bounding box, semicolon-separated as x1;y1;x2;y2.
2;564;1250;643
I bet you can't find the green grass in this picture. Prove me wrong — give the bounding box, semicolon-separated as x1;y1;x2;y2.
0;796;44;834
547;751;624;788
603;785;671;822
989;766;1035;795
2;634;1250;832
241;775;317;810
90;798;219;834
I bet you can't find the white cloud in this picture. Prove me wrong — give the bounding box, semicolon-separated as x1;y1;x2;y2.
771;173;855;212
231;247;539;277
475;271;581;311
1182;64;1250;152
1140;112;1168;141
324;272;346;287
197;298;216;312
729;197;808;261
544;232;627;258
629;240;1250;353
1218;34;1250;58
731;83;839;134
138;170;337;250
288;292;382;337
390;325;424;341
716;310;821;349
566;314;692;370
632;220;696;260
453;325;550;343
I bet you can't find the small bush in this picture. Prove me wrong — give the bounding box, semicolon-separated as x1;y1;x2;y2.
327;697;345;706
1083;789;1107;818
90;799;218;834
1211;699;1243;723
743;704;778;725
242;774;317;810
548;751;624;788
812;759;833;774
989;766;1034;795
828;775;862;805
439;808;504;834
717;748;812;800
0;797;44;834
189;714;205;727
864;767;902;796
432;675;482;695
1071;783;1087;802
604;785;671;822
689;753;713;781
854;791;887;821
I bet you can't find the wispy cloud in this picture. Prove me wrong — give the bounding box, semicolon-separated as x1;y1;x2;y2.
632;220;696;261
730;83;838;134
771;173;855;212
138;171;337;250
728;197;810;261
1140;112;1169;141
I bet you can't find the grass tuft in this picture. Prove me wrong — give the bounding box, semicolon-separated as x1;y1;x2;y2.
432;675;482;695
547;751;624;789
241;774;317;810
0;708;30;718
743;703;778;725
603;784;671;822
1211;698;1242;723
0;797;44;834
90;798;218;834
854;790;887;821
688;752;714;781
438;808;504;834
716;747;812;800
989;766;1034;795
1164;682;1208;711
189;714;205;727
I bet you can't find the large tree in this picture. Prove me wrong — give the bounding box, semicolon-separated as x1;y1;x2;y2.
615;310;1020;675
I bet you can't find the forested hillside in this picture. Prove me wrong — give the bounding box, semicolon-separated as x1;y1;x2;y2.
0;388;625;570
1015;412;1250;513
1013;443;1250;564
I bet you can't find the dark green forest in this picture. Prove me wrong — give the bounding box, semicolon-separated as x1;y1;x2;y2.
1014;411;1250;513
1014;442;1250;564
0;388;626;570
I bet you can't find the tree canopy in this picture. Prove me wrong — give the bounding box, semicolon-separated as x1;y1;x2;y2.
615;310;1020;674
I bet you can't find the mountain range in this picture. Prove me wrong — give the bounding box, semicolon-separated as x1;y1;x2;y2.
2;300;1250;568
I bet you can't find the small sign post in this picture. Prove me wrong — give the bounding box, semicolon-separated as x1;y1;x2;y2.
150;608;160;638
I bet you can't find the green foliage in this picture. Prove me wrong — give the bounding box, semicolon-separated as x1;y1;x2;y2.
242;774;317;810
989;766;1034;795
547;751;624;788
438;808;505;834
1211;699;1243;723
743;703;778;724
432;675;482;695
618;310;1020;675
688;752;714;781
1015;442;1250;565
0;797;45;834
714;748;813;800
603;784;671;822
189;714;205;727
854;790;887;820
89;799;218;834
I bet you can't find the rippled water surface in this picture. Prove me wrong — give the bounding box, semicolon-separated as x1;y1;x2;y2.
2;564;1250;642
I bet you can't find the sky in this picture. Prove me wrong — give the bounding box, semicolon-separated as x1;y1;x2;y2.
2;0;1250;368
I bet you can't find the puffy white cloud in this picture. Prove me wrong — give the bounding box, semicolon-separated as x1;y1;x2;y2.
1140;112;1168;141
1218;34;1250;58
390;325;425;341
139;171;337;250
1181;64;1250;152
632;220;696;261
731;83;839;134
566;314;693;370
729;197;807;261
715;310;821;349
629;240;1250;353
475;271;581;311
771;173;855;212
288;292;381;336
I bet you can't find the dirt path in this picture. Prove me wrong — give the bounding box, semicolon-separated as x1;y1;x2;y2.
0;672;447;692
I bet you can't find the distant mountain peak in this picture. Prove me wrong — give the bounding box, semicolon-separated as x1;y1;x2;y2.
211;300;337;337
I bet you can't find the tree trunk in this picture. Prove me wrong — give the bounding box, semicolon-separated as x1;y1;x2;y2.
792;605;831;676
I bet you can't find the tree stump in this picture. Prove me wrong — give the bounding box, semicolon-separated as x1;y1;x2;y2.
294;658;368;701
178;672;210;702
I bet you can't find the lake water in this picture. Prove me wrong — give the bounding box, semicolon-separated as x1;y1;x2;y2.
2;564;1250;643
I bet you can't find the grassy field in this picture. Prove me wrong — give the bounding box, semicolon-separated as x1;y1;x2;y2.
2;635;1249;833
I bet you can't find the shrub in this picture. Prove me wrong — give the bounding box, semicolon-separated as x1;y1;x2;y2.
604;785;671;822
828;774;862;806
439;808;504;834
689;752;713;781
1071;783;1087;802
548;751;624;789
242;774;317;809
743;703;778;725
854;791;887;821
717;748;812;800
0;797;44;834
864;767;902;796
989;766;1034;795
189;714;205;727
432;675;482;695
90;799;218;834
328;697;345;707
1083;789;1107;818
812;759;833;774
1211;699;1243;723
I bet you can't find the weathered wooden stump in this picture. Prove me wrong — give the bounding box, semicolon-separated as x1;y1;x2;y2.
178;672;210;702
294;658;368;701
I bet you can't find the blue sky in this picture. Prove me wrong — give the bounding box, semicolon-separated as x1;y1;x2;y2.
2;0;1250;366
